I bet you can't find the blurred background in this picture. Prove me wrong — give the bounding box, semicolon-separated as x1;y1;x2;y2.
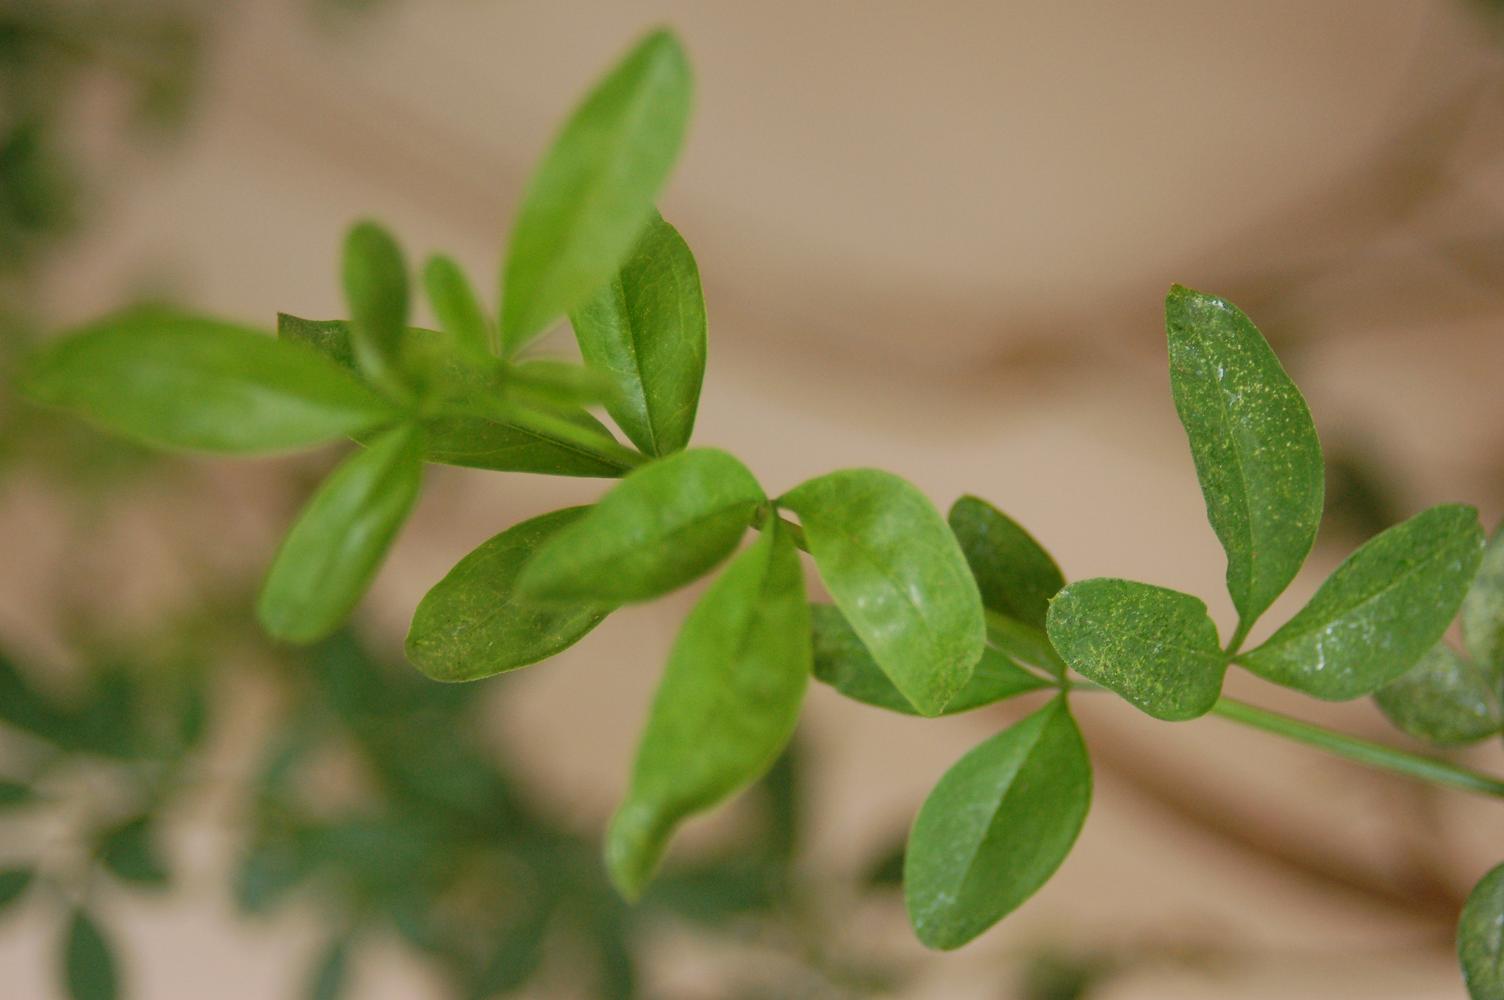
2;1;1504;997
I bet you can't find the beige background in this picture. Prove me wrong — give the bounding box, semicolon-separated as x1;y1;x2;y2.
4;1;1504;996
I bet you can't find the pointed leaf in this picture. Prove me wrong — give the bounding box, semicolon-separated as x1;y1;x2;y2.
949;495;1064;631
570;212;706;456
257;425;425;643
1239;504;1485;700
1460;862;1504;1000
308;937;350;1000
342;220;408;384
63;909;117;1000
904;699;1091;950
1047;578;1226;721
519;448;762;603
1165;285;1324;631
1463;521;1504;677
23;309;398;453
407;507;613;681
1374;645;1501;746
501;30;693;351
811;603;1049;715
98;816;170;888
0;868;33;913
779;469;985;716
423;254;492;360
606;523;809;898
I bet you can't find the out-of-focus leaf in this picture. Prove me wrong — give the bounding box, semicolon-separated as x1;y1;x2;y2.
570;211;705;456
1240;505;1484;699
812;603;1049;715
308;936;350;1000
606;524;808;898
1459;862;1504;1000
1375;645;1502;746
1165;285;1324;633
98;817;170;888
500;30;693;351
0;868;34;913
342;220;408;387
423;254;492;360
520;448;762;603
949;495;1064;631
0;779;34;809
257;425;425;643
407;507;613;681
1462;521;1504;676
780;469;985;717
63;909;117;1000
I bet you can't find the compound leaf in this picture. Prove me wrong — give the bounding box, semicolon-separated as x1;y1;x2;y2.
904;698;1091;950
502;30;693;352
1047;578;1226;721
519;448;762;603
257;425;425;643
407;507;613;681
606;523;808;898
570;211;706;456
1374;645;1501;747
949;495;1064;631
1460;862;1504;1000
1166;285;1324;632
780;469;984;717
1239;504;1484;700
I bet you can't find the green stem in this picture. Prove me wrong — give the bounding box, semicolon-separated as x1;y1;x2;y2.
1210;697;1504;801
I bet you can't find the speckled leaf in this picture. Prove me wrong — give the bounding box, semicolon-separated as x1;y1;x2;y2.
520;448;762;603
23;309;398;453
1239;504;1484;700
1460;862;1504;1000
342;220;409;386
423;254;492;360
257;425;425;643
569;212;706;456
501;31;692;352
1374;645;1501;746
606;524;808;898
407;507;613;681
1462;522;1504;677
949;495;1064;631
1046;578;1226;721
1165;285;1324;633
780;469;985;717
63;909;117;1000
904;698;1090;950
811;603;1049;715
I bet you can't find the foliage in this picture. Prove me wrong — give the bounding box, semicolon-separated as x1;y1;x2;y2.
12;24;1504;1000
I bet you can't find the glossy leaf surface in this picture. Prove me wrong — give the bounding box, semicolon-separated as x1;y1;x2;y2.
423;254;492;360
1166;285;1324;630
780;469;985;717
570;212;705;456
501;30;692;351
811;603;1049;715
520;448;762;603
1374;645;1501;746
257;425;425;643
949;495;1064;631
904;699;1090;950
407;507;613;681
1462;522;1504;676
606;524;808;898
1460;862;1504;1000
23;309;397;453
1240;504;1484;700
64;910;117;1000
1047;578;1226;721
342;220;409;384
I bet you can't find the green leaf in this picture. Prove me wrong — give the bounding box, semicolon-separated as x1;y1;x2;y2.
257;425;425;643
778;469;985;716
904;698;1091;950
1165;285;1324;633
423;254;492;360
569;211;706;456
1462;521;1504;676
63;909;117;1000
1239;504;1485;700
519;448;762;603
500;29;693;351
98;817;170;888
1374;645;1502;747
342;220;409;385
811;603;1050;715
22;308;398;453
1046;578;1227;721
308;937;350;1000
1459;862;1504;1000
605;523;809;898
0;779;33;809
0;868;34;913
949;495;1064;631
985;611;1067;678
407;507;613;681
